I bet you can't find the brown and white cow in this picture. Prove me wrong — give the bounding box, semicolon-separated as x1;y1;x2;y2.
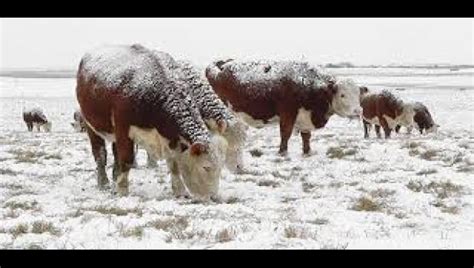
23;107;52;132
76;44;228;200
71;109;87;132
153;53;248;172
361;89;416;139
395;101;439;135
205;59;362;155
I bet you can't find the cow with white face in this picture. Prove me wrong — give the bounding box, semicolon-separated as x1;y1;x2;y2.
76;44;228;201
23;107;52;132
206;59;362;155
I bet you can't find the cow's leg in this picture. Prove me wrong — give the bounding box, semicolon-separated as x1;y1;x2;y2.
363;120;371;138
167;158;189;198
146;151;157;168
278;111;297;155
36;124;40;132
85;127;109;189
419;128;424;135
395;125;401;134
114;125;135;196
112;142;119;182
379;116;391;139
27;122;33;132
301;131;311;155
132;144;138;168
374;125;381;139
406;125;413;135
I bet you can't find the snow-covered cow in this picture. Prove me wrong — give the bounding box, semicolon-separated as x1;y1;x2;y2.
23;107;52;132
206;59;362;155
361;90;416;138
395;101;439;135
152;53;248;172
71;109;86;132
76;44;228;200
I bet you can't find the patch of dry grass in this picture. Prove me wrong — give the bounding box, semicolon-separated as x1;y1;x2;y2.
416;168;438;176
257;179;280;188
3;200;39;210
326;146;358;159
8;148;47;163
249;148;264;157
406;180;464;199
31;221;61;236
0;168;19;176
120;226;144;239
147;216;189;240
88;205;143;217
351;196;382;212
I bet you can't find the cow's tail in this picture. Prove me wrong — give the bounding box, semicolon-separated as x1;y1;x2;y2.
205;58;233;83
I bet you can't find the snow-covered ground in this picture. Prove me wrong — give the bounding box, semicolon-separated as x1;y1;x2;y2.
0;68;473;249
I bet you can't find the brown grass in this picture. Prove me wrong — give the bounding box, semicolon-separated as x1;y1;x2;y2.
351;196;382;212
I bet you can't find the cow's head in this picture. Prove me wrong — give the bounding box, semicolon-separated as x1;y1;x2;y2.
43;122;52;132
327;79;362;119
178;133;228;201
221;117;248;173
425;123;440;134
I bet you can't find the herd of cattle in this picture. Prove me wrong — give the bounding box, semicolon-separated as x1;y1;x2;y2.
21;44;439;201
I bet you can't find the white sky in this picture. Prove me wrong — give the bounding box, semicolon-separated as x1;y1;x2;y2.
0;18;473;70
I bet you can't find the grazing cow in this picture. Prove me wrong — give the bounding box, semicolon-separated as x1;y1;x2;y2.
205;59;362;155
395;102;439;134
361;90;416;139
71;110;87;132
23;107;52;132
76;44;228;200
153;53;248;172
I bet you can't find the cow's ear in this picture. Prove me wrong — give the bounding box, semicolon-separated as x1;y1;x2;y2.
360;86;368;95
190;142;208;156
216;119;227;134
180;142;189;152
326;81;337;96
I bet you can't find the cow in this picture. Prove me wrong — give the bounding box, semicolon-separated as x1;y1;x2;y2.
205;59;362;156
395;102;439;135
76;44;228;200
71;109;87;132
152;53;248;173
361;89;416;139
23;107;52;132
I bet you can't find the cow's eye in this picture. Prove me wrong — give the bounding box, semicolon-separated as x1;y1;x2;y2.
341;94;345;98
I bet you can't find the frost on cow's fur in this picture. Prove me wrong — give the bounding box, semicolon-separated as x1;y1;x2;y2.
79;44;211;145
151;53;248;170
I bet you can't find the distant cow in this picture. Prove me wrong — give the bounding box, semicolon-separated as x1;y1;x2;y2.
23;107;52;132
395;102;439;135
71;110;86;132
76;44;228;200
206;59;362;155
154;53;248;172
361;90;416;138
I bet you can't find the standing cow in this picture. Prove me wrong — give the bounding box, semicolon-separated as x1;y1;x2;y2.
71;109;87;132
23;107;52;132
395;102;439;135
361;89;416;139
153;53;248;172
206;59;362;155
76;44;228;200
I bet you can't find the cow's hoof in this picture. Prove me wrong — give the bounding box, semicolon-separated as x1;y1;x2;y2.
302;151;312;157
115;186;129;196
278;150;288;157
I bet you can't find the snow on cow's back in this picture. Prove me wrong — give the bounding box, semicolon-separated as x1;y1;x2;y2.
78;44;211;145
79;44;168;96
219;59;335;91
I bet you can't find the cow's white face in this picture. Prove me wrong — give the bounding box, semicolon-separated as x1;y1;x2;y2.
222;118;247;173
43;122;52;132
425;124;439;134
331;79;362;118
178;134;228;201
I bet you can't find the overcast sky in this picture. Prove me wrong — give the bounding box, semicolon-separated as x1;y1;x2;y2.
0;18;473;70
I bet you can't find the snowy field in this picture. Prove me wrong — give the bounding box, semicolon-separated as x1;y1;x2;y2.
0;68;473;249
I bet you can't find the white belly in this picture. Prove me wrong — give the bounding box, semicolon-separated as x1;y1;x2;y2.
295;108;315;132
84;120;116;142
363;116;380;126
128;126;170;159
